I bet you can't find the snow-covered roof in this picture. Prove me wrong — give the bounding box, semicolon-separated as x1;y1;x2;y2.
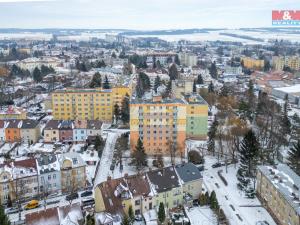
258;164;300;215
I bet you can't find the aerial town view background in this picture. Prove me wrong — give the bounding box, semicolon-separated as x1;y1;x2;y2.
0;1;299;225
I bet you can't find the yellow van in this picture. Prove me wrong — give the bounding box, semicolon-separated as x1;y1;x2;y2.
24;200;39;210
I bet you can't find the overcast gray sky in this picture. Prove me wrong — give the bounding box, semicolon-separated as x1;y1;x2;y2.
0;0;298;29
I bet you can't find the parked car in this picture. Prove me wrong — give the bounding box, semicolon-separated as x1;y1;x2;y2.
5;207;21;214
81;190;93;197
66;192;79;201
24;200;39;210
82;197;95;207
212;162;222;168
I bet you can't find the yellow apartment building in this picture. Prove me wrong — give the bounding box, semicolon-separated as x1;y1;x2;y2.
241;57;264;70
51;87;130;122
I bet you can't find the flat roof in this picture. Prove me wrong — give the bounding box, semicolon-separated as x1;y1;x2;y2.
258;164;300;215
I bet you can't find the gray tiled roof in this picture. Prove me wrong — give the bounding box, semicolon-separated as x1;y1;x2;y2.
147;166;180;192
175;163;202;183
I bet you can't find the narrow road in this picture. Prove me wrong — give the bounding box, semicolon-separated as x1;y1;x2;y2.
93;129;129;187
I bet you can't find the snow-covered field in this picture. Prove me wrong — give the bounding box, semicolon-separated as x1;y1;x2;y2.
203;156;276;225
185;206;217;225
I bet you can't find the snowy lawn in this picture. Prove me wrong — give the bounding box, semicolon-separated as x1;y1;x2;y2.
203;156;276;225
185;206;217;225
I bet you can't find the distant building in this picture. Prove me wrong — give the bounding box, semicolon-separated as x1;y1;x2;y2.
0;106;27;120
272;56;300;71
172;79;193;99
257;164;300;225
179;52;198;67
241;57;264;70
17;56;61;72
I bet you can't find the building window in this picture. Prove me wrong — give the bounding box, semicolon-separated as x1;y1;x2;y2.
135;200;140;205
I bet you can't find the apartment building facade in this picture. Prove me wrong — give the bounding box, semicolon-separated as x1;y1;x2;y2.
130;94;208;156
272;56;300;71
130;95;187;156
59;152;87;193
51;87;130;122
257;164;300;225
241;57;264;70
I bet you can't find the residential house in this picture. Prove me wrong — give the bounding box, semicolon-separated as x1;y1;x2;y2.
59;120;73;143
20;119;41;144
86;120;103;139
0;120;5;142
25;203;84;225
95;173;153;216
5;119;22;143
175;163;202;200
73;120;87;143
44;120;60;143
59;152;86;193
147;166;183;210
0;158;39;204
36;154;61;195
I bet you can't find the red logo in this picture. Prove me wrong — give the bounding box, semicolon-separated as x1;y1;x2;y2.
272;10;300;20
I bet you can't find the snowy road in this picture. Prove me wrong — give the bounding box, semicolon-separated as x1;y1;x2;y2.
93;129;129;187
203;157;276;225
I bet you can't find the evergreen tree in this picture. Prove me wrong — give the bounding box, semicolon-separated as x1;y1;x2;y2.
209;61;218;79
193;79;197;93
208;81;214;93
163;80;172;98
154;75;161;93
111;52;117;58
131;138;148;170
168;63;179;80
114;104;120;123
103;75;110;89
95;135;105;157
207;118;218;155
158;202;166;223
209;191;219;210
174;54;180;65
128;205;135;223
32;67;43;83
152;56;157;69
121;94;130;124
89;72;102;88
219;85;229;97
236;130;259;197
196;74;204;84
136;76;144;98
121;214;130;225
264;60;271;71
247;80;256;114
280;94;291;142
0;204;10;225
288;141;300;176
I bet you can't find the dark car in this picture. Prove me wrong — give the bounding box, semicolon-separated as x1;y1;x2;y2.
81;190;93;197
212;162;222;168
66;192;79;201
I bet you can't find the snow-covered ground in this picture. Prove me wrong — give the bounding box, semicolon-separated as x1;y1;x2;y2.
203;156;276;225
93;129;129;187
185;206;217;225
